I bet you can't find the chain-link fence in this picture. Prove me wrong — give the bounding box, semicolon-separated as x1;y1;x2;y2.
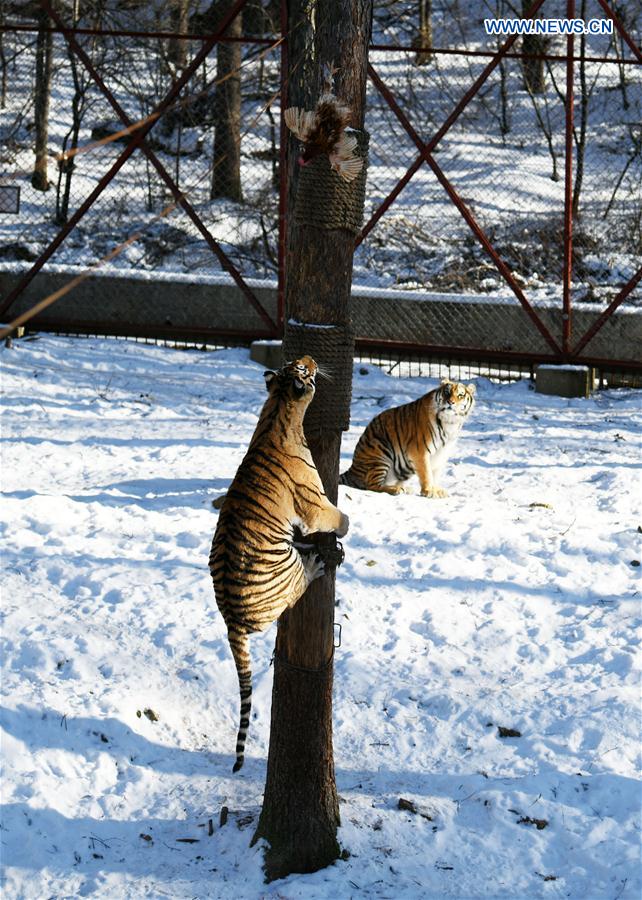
0;2;281;276
0;1;640;366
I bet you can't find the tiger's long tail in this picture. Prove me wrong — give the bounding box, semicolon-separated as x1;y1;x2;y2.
339;469;356;486
228;627;252;773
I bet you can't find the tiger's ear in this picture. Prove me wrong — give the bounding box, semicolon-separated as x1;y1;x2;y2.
264;370;277;390
440;377;453;386
466;383;477;396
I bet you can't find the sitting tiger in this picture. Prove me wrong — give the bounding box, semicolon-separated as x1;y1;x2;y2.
209;356;349;773
340;379;476;497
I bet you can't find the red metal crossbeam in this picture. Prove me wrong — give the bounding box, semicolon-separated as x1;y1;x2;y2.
1;0;249;317
364;64;562;356
0;21;275;45
355;337;642;372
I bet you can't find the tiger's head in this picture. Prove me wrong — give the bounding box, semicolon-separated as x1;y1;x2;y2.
264;355;318;404
436;379;476;419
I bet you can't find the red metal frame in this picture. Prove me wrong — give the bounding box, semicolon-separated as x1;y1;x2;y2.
359;0;641;365
0;0;278;335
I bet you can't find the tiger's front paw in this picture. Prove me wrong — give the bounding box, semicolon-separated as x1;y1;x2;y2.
336;512;349;537
318;540;345;569
421;486;448;498
302;552;325;583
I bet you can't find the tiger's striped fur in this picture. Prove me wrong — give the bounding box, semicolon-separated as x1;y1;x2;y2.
209;356;349;773
340;379;476;497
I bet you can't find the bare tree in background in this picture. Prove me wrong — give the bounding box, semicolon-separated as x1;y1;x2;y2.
521;0;546;94
210;0;242;202
168;0;191;70
243;0;266;36
415;0;433;65
572;0;591;218
32;2;54;191
0;0;7;108
55;0;101;224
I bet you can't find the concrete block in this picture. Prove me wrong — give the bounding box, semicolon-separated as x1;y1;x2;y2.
250;340;282;370
535;364;595;398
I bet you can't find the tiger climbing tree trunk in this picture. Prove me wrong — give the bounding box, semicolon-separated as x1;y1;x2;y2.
250;0;373;882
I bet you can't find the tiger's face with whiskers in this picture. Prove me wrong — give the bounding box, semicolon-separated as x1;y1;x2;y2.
435;379;476;419
264;355;318;404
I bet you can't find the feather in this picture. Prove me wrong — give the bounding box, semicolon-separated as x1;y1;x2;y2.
330;154;364;182
284;106;317;142
333;131;358;159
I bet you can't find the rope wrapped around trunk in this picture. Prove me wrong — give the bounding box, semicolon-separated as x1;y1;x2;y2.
282;322;354;433
293;130;369;235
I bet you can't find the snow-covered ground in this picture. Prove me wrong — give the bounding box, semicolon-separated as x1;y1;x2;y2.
1;334;640;899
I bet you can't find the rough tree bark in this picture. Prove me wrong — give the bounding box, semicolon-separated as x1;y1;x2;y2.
211;0;242;202
414;0;433;66
572;0;588;218
32;3;54;191
168;0;191;70
521;0;546;95
0;1;7;109
251;0;373;882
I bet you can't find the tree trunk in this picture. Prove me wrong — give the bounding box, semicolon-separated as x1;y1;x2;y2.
251;0;373;882
168;0;190;70
0;0;7;109
56;0;83;225
32;5;54;192
243;0;265;36
415;0;433;66
572;1;588;219
521;0;546;94
211;0;242;202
